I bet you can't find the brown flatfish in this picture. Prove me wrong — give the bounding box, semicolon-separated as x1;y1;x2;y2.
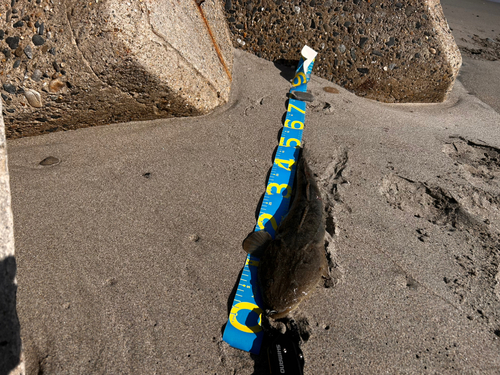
243;150;328;319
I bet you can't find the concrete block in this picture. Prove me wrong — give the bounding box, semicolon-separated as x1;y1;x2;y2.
225;0;461;103
0;0;233;138
0;98;24;374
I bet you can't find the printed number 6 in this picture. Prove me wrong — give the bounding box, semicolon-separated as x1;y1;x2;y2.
284;119;304;129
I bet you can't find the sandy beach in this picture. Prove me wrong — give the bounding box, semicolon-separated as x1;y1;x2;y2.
6;0;500;374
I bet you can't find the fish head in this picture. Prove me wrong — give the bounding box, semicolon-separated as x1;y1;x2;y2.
258;237;328;320
258;240;305;319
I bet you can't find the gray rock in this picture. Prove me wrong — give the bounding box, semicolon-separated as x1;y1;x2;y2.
350;48;357;61
6;36;19;50
2;84;16;95
32;35;45;46
405;6;416;16
31;69;43;81
2;49;11;59
24;45;33;59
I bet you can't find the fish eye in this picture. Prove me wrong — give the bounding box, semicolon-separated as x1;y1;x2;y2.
266;309;278;317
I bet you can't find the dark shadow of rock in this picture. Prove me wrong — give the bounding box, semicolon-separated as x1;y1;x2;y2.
0;256;22;375
273;60;299;82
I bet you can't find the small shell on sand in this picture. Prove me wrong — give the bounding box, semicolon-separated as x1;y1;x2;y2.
189;234;200;242
40;156;61;166
49;78;65;93
23;88;43;108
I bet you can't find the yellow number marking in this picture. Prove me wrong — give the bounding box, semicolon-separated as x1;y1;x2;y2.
280;137;300;147
257;213;278;231
229;302;263;333
292;72;306;87
279;137;301;148
245;258;260;267
266;183;292;199
287;102;306;114
284;119;304;129
274;158;295;171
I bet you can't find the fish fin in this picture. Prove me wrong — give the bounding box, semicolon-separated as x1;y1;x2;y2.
321;266;335;288
243;231;272;257
299;145;307;157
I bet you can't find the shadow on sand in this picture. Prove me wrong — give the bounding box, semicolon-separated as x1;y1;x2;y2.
0;255;22;375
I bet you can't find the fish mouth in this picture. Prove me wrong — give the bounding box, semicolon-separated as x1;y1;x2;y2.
266;308;290;320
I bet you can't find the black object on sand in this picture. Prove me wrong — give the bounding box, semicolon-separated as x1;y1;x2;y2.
267;331;304;375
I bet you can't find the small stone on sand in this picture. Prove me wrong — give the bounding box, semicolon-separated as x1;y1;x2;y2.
39;156;60;166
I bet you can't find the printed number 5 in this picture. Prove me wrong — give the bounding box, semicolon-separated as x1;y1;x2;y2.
292;72;306;87
279;137;301;148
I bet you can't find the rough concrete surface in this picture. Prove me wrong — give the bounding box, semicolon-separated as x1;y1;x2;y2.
225;0;462;103
0;99;24;375
0;0;232;139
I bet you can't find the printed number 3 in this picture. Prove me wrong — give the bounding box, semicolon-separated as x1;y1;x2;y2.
266;183;291;199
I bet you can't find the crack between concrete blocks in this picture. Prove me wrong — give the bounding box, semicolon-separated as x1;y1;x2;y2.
143;2;220;98
64;5;109;88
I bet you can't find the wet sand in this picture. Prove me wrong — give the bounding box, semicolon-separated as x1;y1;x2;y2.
7;1;500;374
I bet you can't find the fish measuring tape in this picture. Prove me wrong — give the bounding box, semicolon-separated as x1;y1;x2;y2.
223;46;318;354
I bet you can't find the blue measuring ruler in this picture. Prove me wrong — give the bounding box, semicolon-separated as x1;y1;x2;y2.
223;46;318;354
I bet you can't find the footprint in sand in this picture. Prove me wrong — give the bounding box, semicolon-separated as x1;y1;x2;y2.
443;136;500;187
380;172;500;338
